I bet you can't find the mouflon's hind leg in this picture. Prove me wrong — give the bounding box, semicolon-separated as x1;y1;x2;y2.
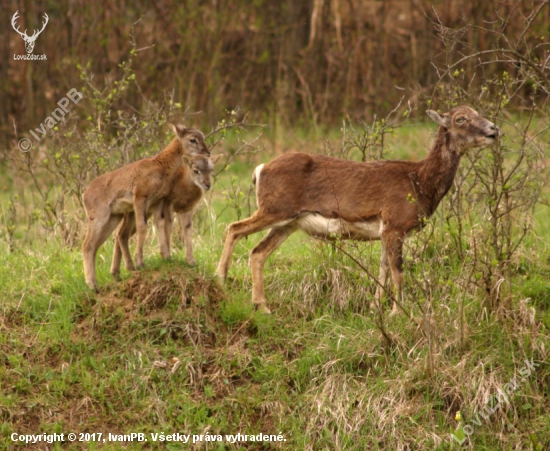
110;213;136;280
216;211;285;282
83;213;122;290
110;234;123;281
249;224;297;314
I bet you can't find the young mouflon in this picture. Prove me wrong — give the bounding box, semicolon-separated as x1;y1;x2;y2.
109;153;223;280
82;124;209;290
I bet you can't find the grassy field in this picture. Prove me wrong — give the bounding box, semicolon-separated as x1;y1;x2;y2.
0;120;549;450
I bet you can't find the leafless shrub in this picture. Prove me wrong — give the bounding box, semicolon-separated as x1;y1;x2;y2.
427;3;550;313
325;97;413;162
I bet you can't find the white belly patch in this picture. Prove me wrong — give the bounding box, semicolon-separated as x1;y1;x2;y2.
110;196;135;214
297;213;382;240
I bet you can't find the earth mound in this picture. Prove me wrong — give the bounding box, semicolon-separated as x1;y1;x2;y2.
74;265;226;346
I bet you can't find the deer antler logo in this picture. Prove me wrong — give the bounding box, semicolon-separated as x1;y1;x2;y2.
11;11;49;54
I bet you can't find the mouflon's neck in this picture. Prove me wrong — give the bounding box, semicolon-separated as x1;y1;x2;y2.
154;138;184;169
417;126;462;216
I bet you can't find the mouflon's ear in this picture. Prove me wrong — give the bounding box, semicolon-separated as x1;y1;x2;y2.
168;123;189;138
210;154;224;165
426;110;451;128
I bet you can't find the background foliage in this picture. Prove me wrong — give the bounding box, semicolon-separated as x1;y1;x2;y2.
2;0;550;145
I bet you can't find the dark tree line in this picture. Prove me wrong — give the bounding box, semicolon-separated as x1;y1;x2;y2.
2;0;549;147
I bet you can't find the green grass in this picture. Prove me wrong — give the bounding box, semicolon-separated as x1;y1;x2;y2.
1;122;549;450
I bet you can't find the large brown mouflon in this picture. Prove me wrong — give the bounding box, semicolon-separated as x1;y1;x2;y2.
217;106;499;313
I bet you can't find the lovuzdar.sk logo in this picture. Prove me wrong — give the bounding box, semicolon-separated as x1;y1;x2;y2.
12;10;48;61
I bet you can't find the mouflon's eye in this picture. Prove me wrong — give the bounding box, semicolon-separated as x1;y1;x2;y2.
190;138;198;144
456;117;466;124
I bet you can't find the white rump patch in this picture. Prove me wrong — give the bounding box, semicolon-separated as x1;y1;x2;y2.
254;164;264;184
253;164;265;205
297;213;382;240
